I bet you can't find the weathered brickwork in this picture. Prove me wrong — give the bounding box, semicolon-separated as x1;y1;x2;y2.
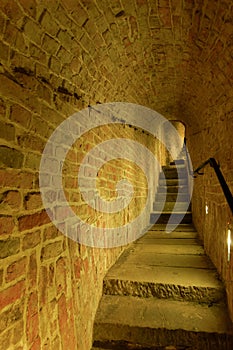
182;1;233;324
0;0;233;349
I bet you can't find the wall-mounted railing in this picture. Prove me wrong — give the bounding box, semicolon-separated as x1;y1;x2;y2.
193;157;233;214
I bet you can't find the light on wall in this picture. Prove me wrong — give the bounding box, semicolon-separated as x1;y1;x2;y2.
205;203;209;214
227;223;232;262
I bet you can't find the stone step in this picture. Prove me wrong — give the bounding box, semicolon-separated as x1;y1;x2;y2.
153;202;191;212
160;170;187;179
170;159;185;165
159;166;188;179
156;193;190;202
159;178;187;186
92;224;233;349
146;229;197;239
103;264;224;304
157;185;189;193
103;232;225;303
150;212;192;224
93;295;233;349
162;164;186;170
149;224;196;232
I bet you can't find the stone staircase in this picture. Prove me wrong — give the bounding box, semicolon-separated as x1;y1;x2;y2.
150;159;192;225
91;160;233;350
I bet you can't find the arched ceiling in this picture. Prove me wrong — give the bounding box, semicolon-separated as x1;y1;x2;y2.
61;0;233;128
1;0;233;130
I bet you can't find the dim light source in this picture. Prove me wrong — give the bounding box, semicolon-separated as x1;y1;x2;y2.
227;224;232;262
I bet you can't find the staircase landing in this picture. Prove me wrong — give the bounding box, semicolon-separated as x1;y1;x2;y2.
92;225;233;350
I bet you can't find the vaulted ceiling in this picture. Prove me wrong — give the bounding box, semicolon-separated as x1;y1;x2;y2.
54;0;233;129
1;0;233;132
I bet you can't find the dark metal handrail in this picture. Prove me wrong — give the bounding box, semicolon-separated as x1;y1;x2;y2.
193;157;233;214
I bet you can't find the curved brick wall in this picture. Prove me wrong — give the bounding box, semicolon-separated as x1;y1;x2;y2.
0;1;233;349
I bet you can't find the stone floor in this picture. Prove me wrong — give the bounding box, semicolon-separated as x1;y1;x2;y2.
92;224;233;350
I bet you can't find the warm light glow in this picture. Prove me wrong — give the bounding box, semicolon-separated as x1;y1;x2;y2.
227;228;231;262
205;204;208;214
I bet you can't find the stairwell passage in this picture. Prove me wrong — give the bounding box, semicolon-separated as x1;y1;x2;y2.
91;160;233;350
92;224;233;350
150;159;192;226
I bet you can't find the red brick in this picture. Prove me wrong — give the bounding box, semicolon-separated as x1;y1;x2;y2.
0;170;34;189
30;337;41;350
27;291;38;318
19;0;37;18
43;225;60;241
10;104;32;129
0;237;20;258
18;210;50;232
0;216;15;235
18;133;45;153
74;257;82;279
0;269;3;285
48;263;55;286
41;11;59;36
0;328;12;349
83;257;89;273
39;266;48;305
0;280;25;309
41;241;63;260
56;257;67;292
12;319;24;345
24;152;41;170
28;253;37;288
27;312;39;344
1;0;22;22
0;75;26;105
0;145;24;168
23;18;43;45
42;34;59;55
24;192;43;210
66;299;77;348
22;230;41;250
1;190;22;210
0;41;9;61
58;294;71;349
6;257;27;282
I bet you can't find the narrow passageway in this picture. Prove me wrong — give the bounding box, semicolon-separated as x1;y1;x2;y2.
0;1;233;349
92;159;233;349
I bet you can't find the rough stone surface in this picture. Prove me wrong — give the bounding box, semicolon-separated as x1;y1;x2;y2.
93;295;233;349
92;224;233;349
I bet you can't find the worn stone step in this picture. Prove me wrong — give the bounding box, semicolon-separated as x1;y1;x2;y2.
104;243;224;303
109;249;215;270
160;168;187;179
150;212;192;224
159;178;187;186
149;224;196;232
162;164;186;170
143;230;197;240
170;159;185;165
103;267;224;304
157;185;189;193
156;193;190;202
93;295;233;349
153;202;191;212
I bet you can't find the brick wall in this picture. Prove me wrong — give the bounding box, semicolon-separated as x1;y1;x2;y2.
182;1;233;323
0;1;164;349
0;48;124;350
